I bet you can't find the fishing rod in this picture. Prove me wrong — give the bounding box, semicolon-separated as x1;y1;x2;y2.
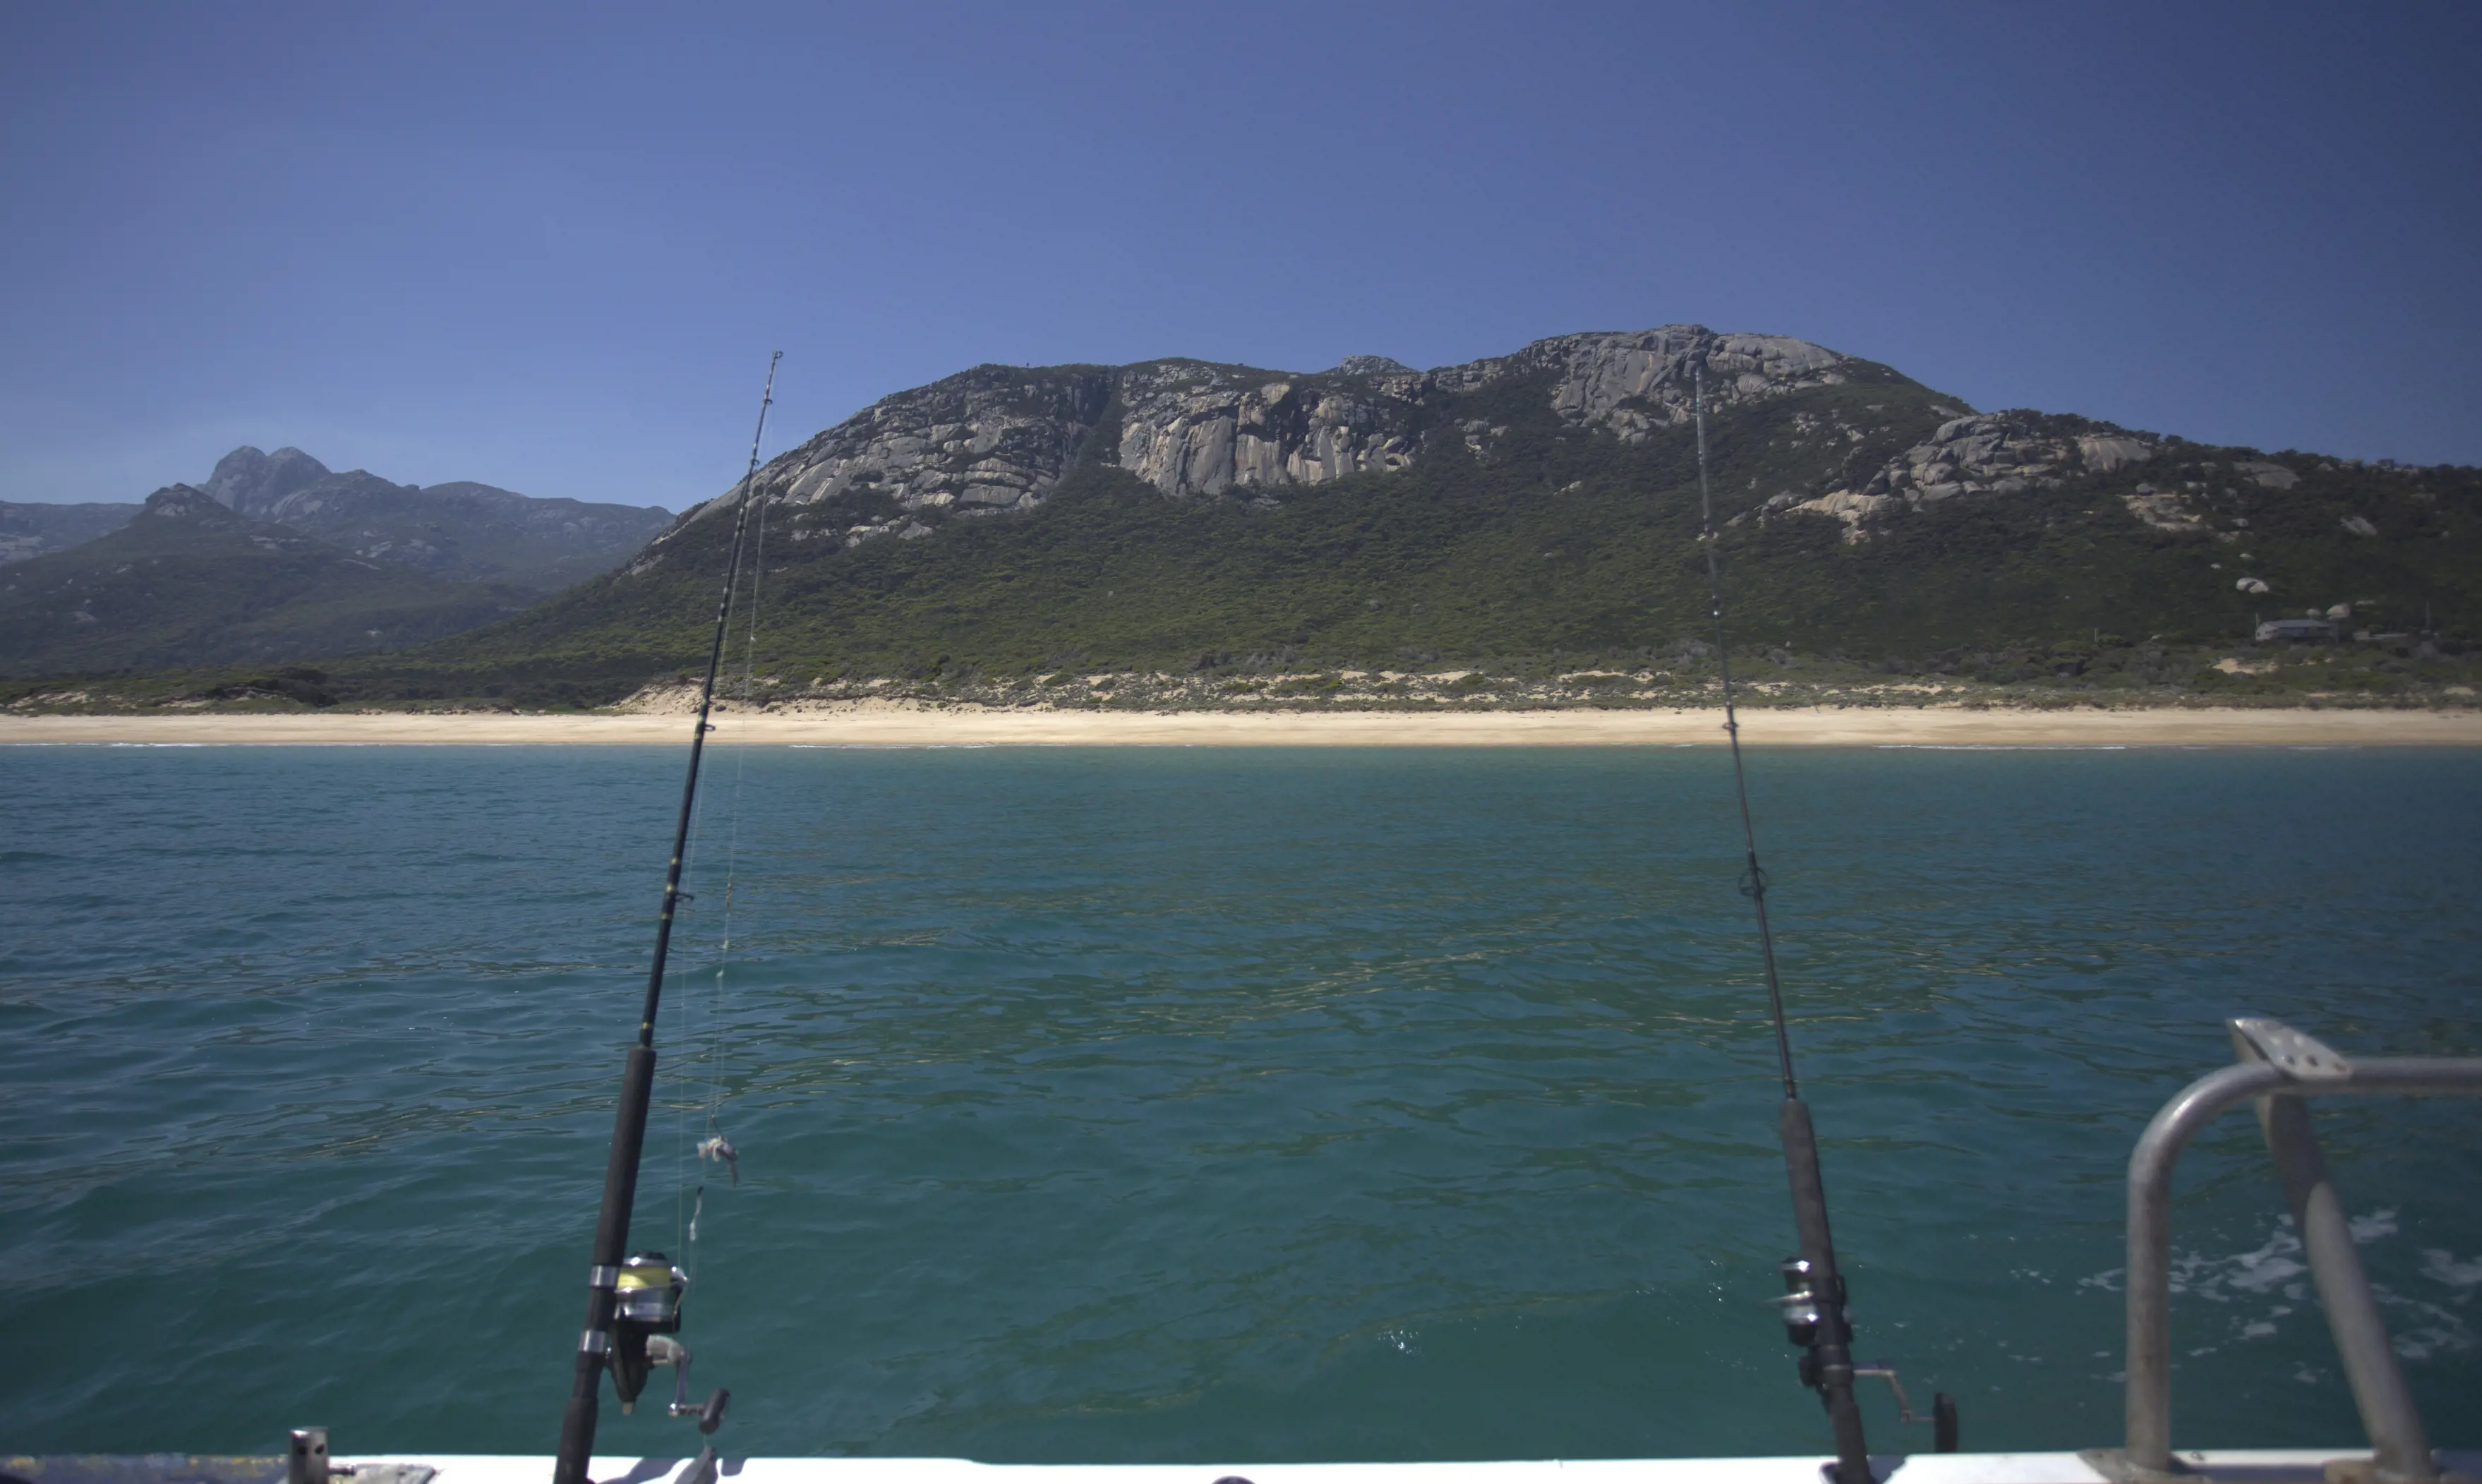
554;350;782;1484
1690;359;1874;1483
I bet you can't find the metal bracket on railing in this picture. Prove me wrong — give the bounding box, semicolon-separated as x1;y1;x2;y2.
2113;1018;2482;1483
2230;1017;2353;1082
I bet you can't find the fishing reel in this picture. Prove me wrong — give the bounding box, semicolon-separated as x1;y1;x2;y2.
1773;1255;1836;1351
605;1251;730;1437
1773;1256;1958;1453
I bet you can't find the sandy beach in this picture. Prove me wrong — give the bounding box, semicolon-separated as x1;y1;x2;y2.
4;701;2478;747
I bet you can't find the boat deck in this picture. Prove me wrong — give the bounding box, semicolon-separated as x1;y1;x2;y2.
14;1451;2482;1484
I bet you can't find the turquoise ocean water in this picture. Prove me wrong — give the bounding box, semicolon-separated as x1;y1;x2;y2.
4;742;2478;1461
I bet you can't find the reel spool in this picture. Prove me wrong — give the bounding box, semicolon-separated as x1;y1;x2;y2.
615;1251;688;1331
609;1251;688;1412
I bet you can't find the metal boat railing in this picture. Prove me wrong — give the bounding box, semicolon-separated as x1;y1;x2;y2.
2104;1018;2482;1483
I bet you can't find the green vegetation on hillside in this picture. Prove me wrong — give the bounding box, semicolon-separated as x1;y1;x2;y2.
11;357;2477;713
1;499;139;564
311;373;2481;704
0;491;536;678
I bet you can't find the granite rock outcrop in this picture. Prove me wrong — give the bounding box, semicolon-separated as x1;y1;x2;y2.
684;326;1868;557
1112;360;1426;501
759;366;1114;549
206;446;334;516
1433;327;1850;441
1757;411;2164;541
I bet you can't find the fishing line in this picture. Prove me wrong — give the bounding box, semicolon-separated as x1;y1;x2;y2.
677;383;776;1269
670;593;737;1256
668;448;779;1255
671;656;724;1256
688;420;771;1261
673;752;720;1255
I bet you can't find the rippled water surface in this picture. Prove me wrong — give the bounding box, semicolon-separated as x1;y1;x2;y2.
4;743;2479;1461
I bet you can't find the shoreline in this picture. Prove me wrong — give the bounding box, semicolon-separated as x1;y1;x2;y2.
4;703;2478;747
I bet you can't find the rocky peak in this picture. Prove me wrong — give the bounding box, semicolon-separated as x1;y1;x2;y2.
184;446;672;589
1112;358;1426;501
205;446;332;516
675;326;1864;558
121;484;325;557
140;483;251;525
1104;327;1855;502
1432;327;1850;438
752;364;1114;543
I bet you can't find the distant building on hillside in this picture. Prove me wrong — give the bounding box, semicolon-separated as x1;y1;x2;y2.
2255;618;2338;644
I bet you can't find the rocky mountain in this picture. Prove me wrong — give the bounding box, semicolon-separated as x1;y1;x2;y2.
203;447;673;589
665;325;2426;573
1;447;673;589
0;485;534;677
30;325;2474;707
201;444;333;512
342;322;2466;710
655;327;1875;555
0;499;140;564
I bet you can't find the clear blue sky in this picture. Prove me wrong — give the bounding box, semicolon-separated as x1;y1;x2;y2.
4;1;2477;509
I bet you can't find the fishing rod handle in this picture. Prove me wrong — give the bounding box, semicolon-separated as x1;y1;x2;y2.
1782;1097;1873;1484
